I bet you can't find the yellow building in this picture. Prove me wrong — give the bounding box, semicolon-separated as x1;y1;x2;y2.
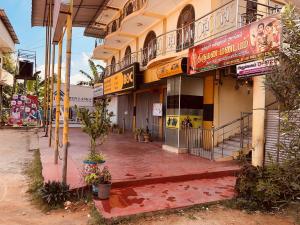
33;0;285;165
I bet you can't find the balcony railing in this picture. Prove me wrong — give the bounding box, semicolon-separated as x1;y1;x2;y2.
103;0;282;77
105;0;147;36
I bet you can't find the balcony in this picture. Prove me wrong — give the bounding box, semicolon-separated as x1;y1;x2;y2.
102;0;283;77
105;0;147;36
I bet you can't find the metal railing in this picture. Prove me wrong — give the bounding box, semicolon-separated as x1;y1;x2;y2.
103;0;282;76
184;102;278;160
184;112;252;160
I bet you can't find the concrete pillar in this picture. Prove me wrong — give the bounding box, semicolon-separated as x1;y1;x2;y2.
158;88;164;139
252;75;266;167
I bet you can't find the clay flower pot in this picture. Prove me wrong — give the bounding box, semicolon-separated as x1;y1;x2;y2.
98;183;111;199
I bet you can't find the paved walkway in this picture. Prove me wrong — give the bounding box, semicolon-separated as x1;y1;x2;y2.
40;128;239;186
39;128;240;219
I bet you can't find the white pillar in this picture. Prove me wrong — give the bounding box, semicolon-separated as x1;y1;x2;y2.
252;75;266;166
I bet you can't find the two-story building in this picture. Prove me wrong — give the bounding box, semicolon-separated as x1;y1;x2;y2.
83;0;283;162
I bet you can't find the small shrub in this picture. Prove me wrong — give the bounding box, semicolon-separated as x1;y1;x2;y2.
235;162;300;211
40;181;70;206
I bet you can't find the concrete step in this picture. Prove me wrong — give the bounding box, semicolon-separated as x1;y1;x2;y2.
94;176;236;219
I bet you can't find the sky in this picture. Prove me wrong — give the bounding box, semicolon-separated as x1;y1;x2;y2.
1;0;104;84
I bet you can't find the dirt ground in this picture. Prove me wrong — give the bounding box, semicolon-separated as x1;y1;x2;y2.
0;129;88;225
0;129;297;225
120;205;297;225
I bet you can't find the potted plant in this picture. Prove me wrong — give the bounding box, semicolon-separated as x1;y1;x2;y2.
136;128;144;142
98;166;112;200
143;126;151;143
76;99;112;165
83;165;101;195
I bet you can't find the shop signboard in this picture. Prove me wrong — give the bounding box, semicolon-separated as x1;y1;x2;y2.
9;94;38;126
156;58;187;79
93;82;104;98
188;14;281;74
237;57;277;78
104;63;137;94
166;115;202;129
144;58;187;83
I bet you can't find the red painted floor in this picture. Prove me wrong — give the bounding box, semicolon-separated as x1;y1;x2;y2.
40;128;239;188
94;176;236;219
39;128;239;218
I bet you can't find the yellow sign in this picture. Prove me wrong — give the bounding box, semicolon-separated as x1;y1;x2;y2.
166;115;203;129
104;65;136;95
144;58;187;83
157;58;185;79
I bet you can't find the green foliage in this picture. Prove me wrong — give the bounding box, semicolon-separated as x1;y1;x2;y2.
234;4;300;212
78;59;105;86
84;152;105;163
40;181;70;207
85;172;101;186
265;4;300;110
76;98;112;154
2;53;16;74
99;166;112;184
235;162;300;211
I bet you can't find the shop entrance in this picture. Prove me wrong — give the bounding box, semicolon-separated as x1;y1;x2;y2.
117;93;133;131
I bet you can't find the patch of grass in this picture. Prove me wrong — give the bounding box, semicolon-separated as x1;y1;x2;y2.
24;149;52;211
88;204;106;225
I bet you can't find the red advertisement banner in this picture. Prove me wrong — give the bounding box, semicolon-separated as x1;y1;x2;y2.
188;15;281;74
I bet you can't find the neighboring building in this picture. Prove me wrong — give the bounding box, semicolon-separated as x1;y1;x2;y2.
0;9;19;86
53;84;94;126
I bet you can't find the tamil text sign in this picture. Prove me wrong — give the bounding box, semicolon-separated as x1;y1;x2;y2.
237;57;277;78
188;15;281;74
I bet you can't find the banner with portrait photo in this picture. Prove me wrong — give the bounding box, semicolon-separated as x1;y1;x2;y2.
188;14;281;74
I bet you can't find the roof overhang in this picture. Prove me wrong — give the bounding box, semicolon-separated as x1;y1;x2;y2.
0;9;19;44
31;0;109;43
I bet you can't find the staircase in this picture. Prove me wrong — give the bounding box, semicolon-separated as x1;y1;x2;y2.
185;112;253;161
214;132;252;161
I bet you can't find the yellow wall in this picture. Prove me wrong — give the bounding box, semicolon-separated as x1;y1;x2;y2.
214;76;253;128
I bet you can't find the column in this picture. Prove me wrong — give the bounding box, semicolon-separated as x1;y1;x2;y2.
252;75;266;166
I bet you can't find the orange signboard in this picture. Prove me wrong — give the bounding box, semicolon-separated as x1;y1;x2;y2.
188;15;281;74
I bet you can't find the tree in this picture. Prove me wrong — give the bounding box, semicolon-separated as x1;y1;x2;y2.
77;59;105;86
76;99;112;155
265;4;300;159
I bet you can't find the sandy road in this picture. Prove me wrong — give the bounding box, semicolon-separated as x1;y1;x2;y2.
0;129;88;225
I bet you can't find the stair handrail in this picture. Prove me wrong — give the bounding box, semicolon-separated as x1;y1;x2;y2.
213;101;278;132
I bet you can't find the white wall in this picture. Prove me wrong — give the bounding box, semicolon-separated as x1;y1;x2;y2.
107;95;118;124
0;19;15;52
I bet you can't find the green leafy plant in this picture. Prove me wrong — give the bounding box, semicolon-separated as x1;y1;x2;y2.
84;173;100;186
99;166;112;184
39;181;70;206
84;152;105;164
76;99;112;159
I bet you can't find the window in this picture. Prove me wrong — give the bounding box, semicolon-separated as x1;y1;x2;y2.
176;4;195;51
124;46;131;67
143;31;157;66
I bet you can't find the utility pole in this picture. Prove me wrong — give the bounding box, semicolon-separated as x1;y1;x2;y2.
49;44;56;147
62;0;73;183
43;26;49;132
54;40;62;164
45;0;53;137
